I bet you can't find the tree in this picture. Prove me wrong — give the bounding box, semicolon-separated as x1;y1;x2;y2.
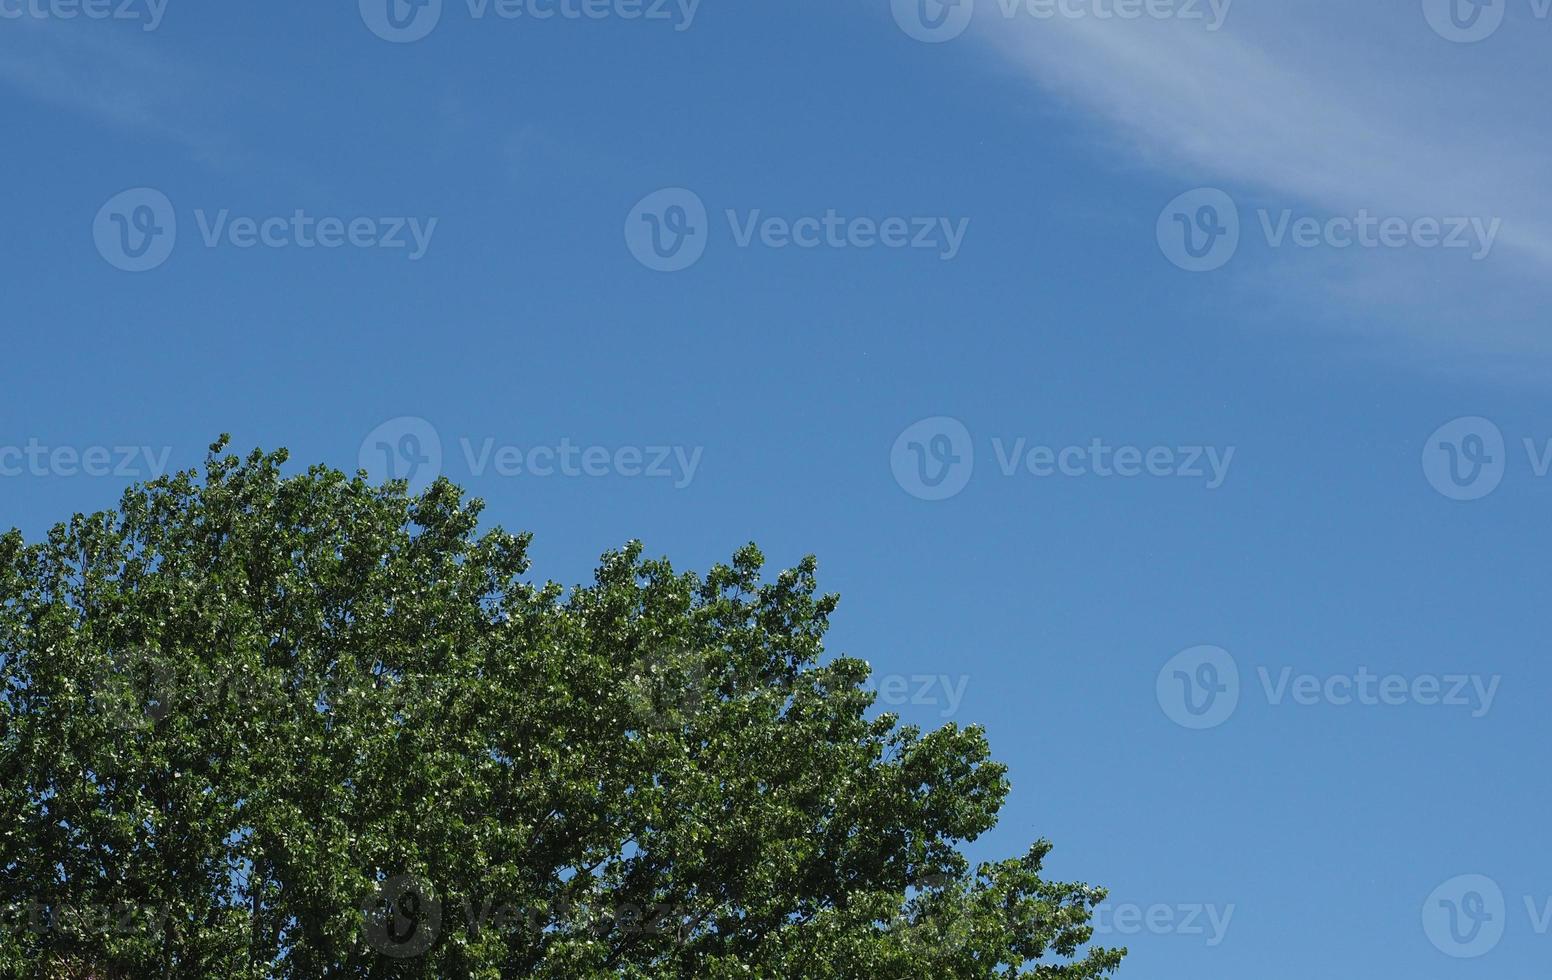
0;438;1124;978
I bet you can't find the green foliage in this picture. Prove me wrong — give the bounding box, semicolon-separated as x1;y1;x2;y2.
0;438;1124;978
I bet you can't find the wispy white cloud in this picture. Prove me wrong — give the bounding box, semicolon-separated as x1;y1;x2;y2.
979;7;1552;255
0;18;236;163
961;2;1552;357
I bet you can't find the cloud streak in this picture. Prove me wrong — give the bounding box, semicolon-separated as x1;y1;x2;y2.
963;3;1552;358
0;18;235;163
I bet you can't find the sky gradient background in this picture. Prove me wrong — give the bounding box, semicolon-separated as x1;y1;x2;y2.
2;1;1550;975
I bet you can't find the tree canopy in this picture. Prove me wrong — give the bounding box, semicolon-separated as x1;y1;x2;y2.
0;438;1124;978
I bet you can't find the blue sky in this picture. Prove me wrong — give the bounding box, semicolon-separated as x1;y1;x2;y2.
3;0;1551;974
